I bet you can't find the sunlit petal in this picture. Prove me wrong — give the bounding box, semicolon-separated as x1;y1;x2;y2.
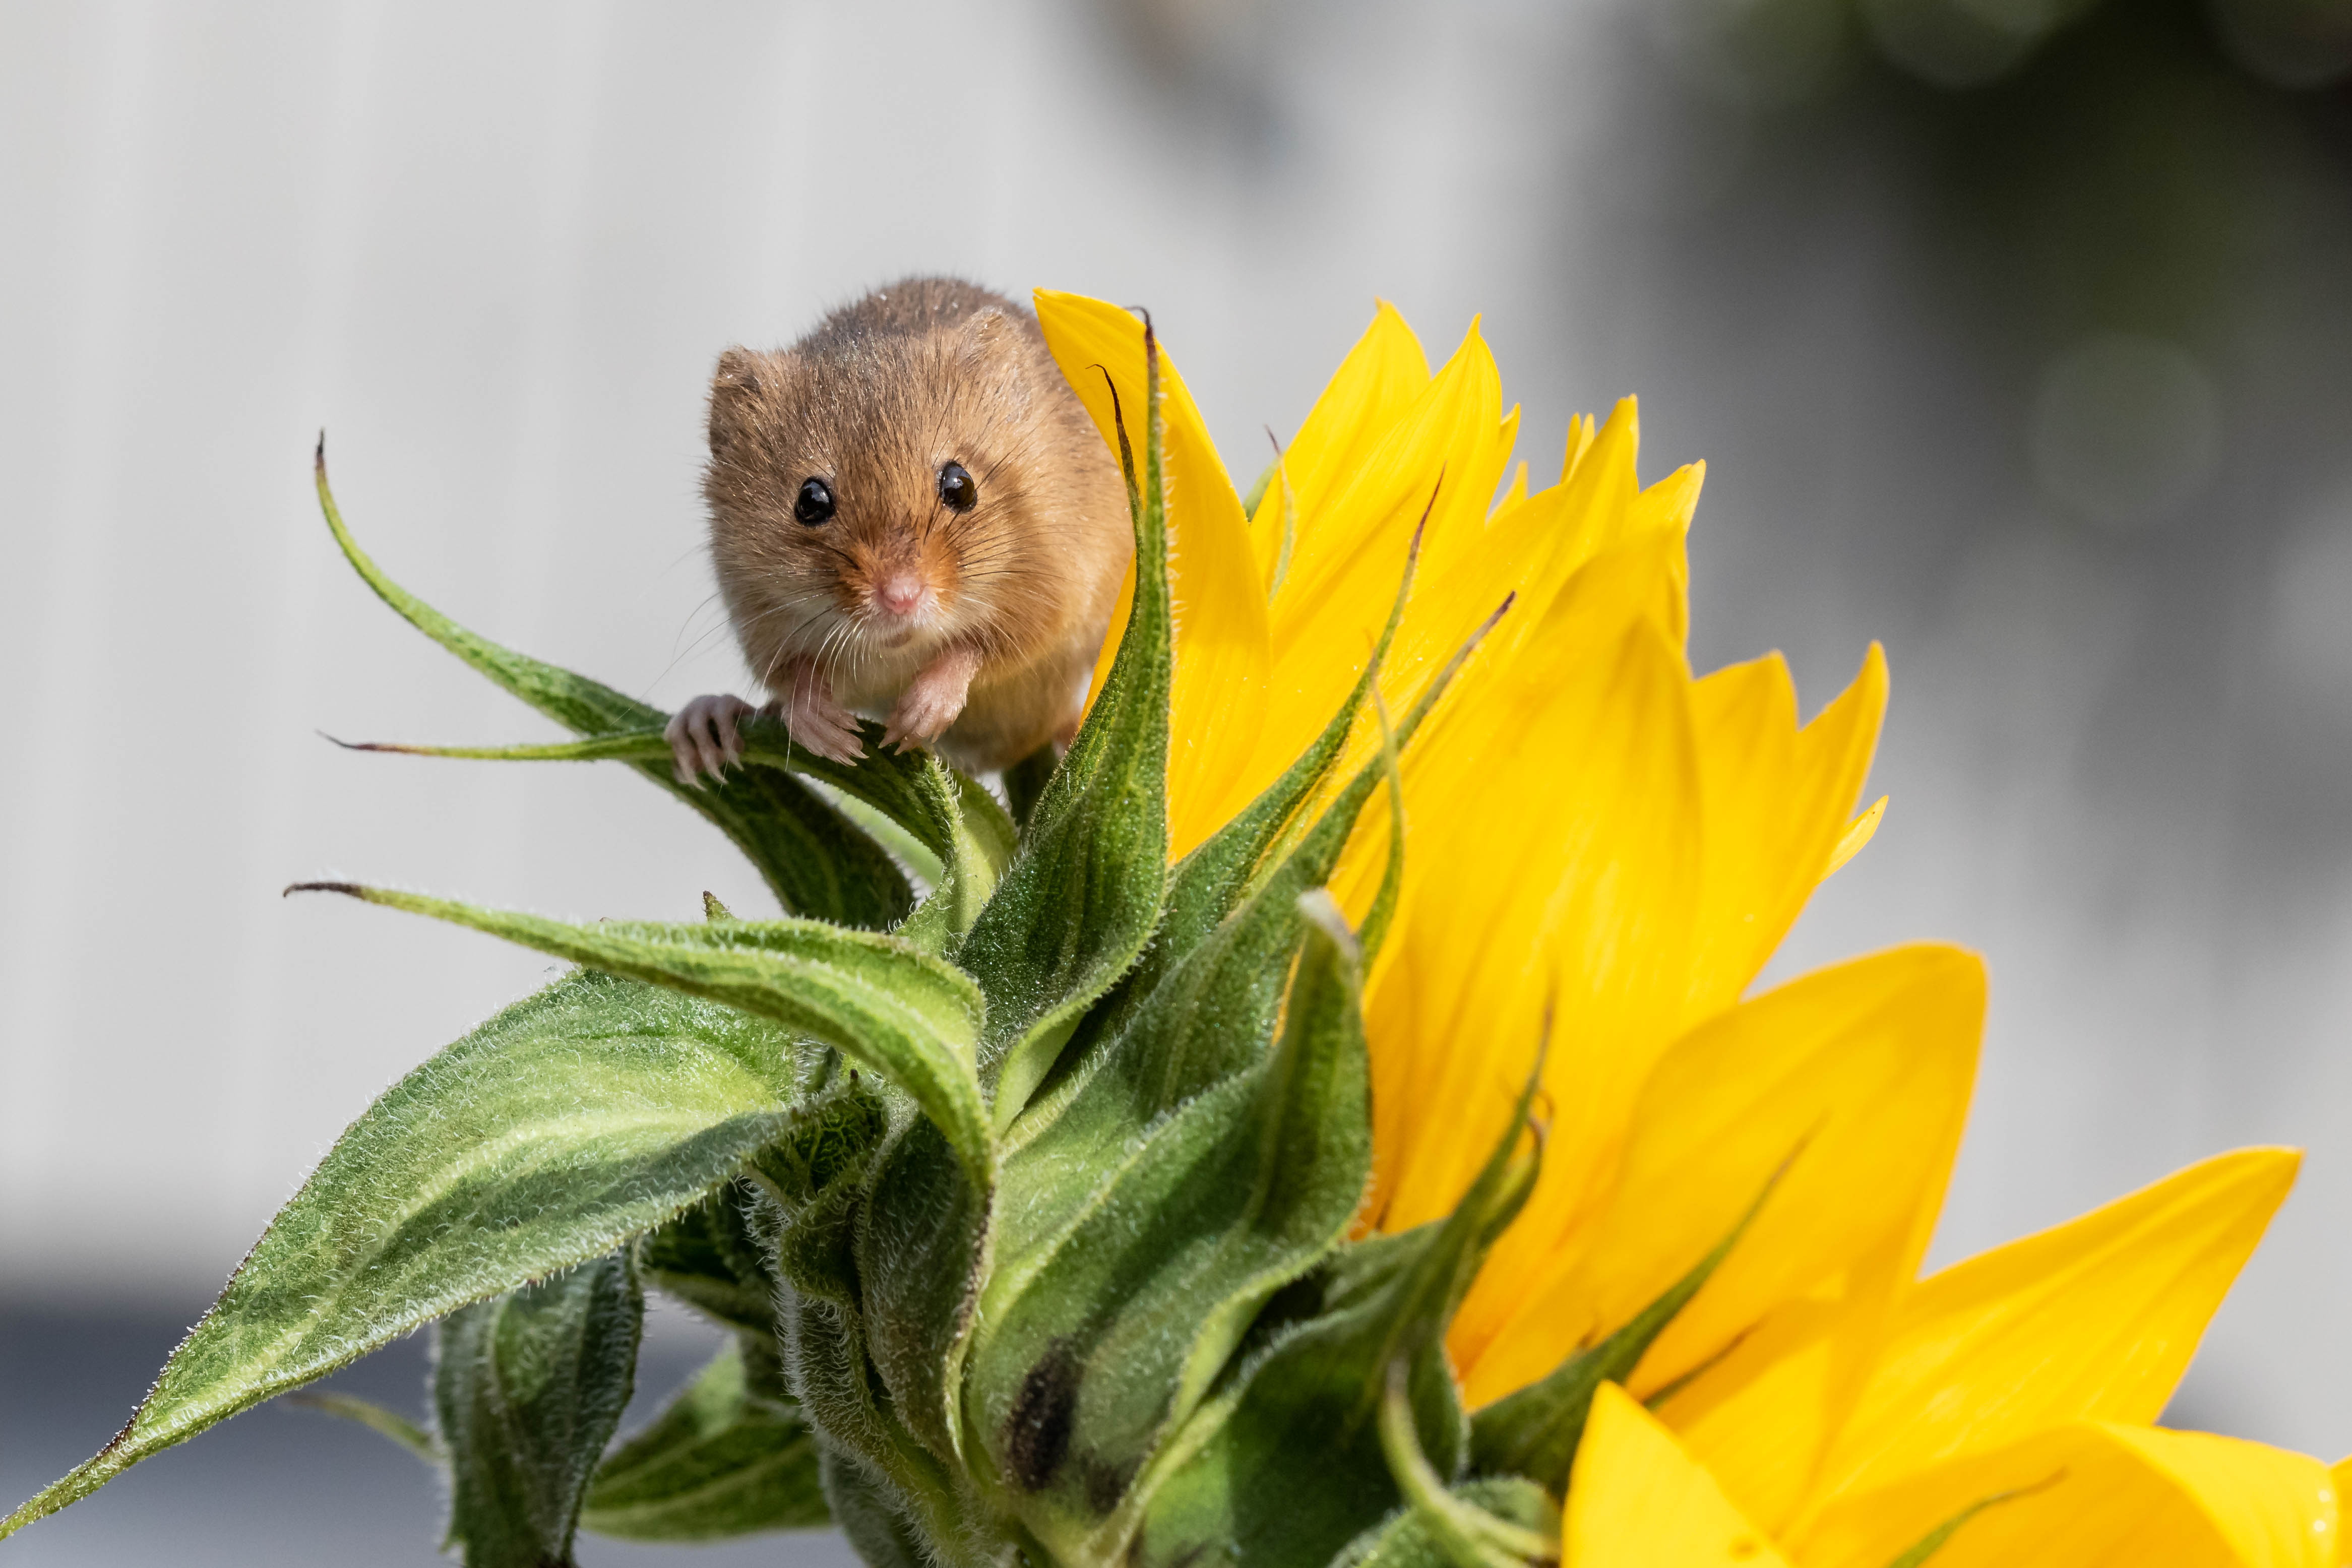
1565;1382;1794;1568
1797;1421;2336;1568
1462;946;1983;1420
1810;1147;2301;1510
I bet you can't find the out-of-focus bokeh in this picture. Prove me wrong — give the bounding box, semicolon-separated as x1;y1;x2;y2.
2;0;2347;1558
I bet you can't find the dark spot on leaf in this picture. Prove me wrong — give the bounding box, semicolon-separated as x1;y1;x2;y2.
1082;1454;1136;1515
1004;1339;1080;1491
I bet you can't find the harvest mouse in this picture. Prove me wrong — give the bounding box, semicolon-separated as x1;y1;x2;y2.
666;277;1132;782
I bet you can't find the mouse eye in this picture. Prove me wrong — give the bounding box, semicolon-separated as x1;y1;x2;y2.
794;477;835;525
937;462;978;513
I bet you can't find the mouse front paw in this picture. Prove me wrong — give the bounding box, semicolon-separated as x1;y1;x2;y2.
666;693;757;785
881;665;974;754
785;678;866;767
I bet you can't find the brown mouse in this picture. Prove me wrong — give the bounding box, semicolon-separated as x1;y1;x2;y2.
666;277;1132;781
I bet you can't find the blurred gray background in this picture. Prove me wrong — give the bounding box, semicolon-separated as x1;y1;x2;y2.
3;0;2349;1560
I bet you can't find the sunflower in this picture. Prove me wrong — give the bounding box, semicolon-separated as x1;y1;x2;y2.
9;288;2330;1568
1034;291;2336;1564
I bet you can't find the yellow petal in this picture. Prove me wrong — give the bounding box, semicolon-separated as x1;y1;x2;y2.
1034;290;1272;857
1234;320;1515;826
1500;459;1530;508
1491;400;1643;661
1656;1294;1870;1534
1681;645;1889;1014
1247;439;1293;595
1823;796;1887;879
2334;1458;2352;1564
1365;606;1702;1252
1280;299;1433;532
1810;1146;2302;1510
1462;945;1983;1417
1562;411;1597;480
1797;1421;2336;1568
1565;1383;1793;1568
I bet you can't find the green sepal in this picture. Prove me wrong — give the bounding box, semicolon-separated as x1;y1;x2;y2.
313;444;910;929
635;1182;779;1337
290;885;995;1188
0;970;799;1542
1326;1479;1557;1568
1376;1363;1557;1568
435;1253;644;1568
1125;1065;1543;1568
1466;1149;1794;1491
740;1079;963;1537
965;893;1372;1558
990;649;1447;1278
957;330;1172;1128
855;1117;993;1466
579;1336;829;1541
1010;567;1500;1177
1075;507;1423;1072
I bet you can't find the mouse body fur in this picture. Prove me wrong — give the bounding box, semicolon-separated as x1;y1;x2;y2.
670;277;1131;780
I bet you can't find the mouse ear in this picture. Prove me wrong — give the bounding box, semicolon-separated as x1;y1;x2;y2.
960;308;1031;407
708;348;764;456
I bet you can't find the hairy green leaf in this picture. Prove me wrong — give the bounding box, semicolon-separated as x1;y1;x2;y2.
1126;1071;1543;1568
437;1254;643;1568
854;1117;994;1467
580;1337;828;1541
957;331;1172;1127
313;444;909;927
967;893;1373;1561
0;970;800;1542
292;885;994;1187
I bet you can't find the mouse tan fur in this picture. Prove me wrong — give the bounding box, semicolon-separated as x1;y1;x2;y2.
667;277;1132;780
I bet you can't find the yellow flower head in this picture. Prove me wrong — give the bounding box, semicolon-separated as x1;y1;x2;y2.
1035;290;2333;1566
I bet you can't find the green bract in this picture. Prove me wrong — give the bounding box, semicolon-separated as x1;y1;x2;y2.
1;330;1738;1568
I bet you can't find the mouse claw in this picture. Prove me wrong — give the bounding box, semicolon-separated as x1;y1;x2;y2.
667;694;756;785
783;678;865;767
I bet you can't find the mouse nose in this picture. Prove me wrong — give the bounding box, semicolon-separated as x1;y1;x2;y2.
876;573;925;618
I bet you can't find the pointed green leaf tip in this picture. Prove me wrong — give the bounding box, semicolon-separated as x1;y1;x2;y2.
0;970;802;1541
437;1256;643;1568
310;442;911;928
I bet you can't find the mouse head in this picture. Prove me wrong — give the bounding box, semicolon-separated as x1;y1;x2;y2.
704;304;1063;693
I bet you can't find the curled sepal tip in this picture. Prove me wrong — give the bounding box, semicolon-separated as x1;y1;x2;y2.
1377;1362;1559;1568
